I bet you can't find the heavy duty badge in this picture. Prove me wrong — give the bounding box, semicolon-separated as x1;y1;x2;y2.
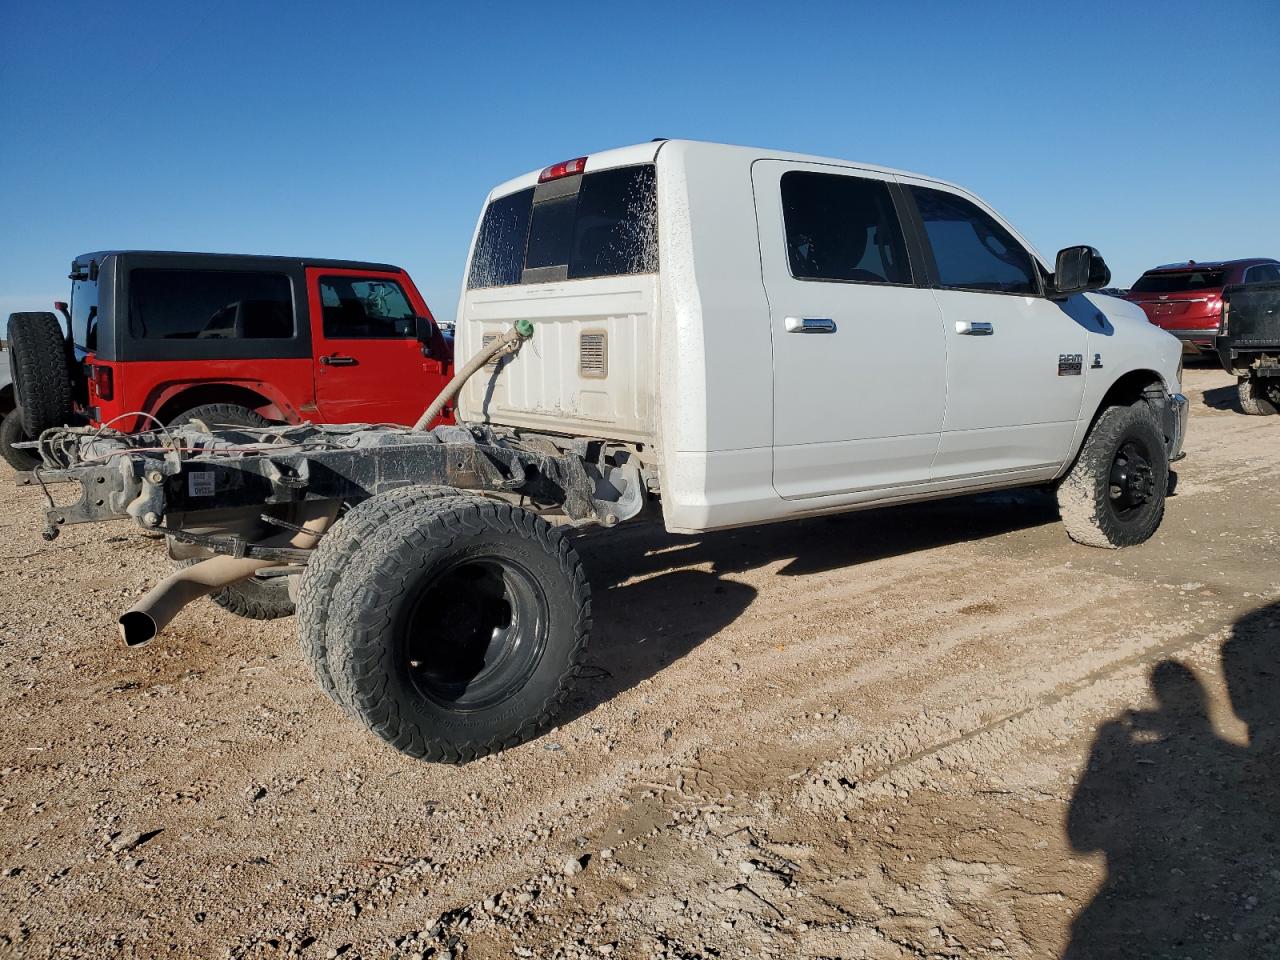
1058;353;1084;376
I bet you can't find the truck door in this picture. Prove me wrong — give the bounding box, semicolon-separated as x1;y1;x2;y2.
752;160;947;499
896;180;1088;479
306;268;446;425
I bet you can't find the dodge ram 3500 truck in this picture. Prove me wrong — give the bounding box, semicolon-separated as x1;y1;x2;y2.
22;140;1187;763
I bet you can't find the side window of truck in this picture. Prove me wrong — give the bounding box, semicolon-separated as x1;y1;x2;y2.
780;172;911;284
909;187;1038;295
129;270;294;340
1246;265;1280;283
319;278;416;338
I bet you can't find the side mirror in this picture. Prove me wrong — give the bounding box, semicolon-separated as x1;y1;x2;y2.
414;316;437;356
1051;246;1111;299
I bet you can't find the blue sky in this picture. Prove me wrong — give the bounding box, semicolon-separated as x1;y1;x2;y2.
2;0;1277;320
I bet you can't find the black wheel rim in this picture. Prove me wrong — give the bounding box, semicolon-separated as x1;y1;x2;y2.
400;555;549;711
1108;437;1156;520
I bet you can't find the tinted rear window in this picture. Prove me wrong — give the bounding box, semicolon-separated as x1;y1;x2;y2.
71;278;99;351
467;164;657;288
1131;270;1226;293
781;172;911;284
129;270;294;340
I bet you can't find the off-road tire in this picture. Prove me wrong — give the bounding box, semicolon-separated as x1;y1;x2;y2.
7;312;73;436
296;485;463;711
1057;400;1168;549
1238;376;1279;416
176;558;295;620
324;497;591;763
0;408;39;471
168;403;270;430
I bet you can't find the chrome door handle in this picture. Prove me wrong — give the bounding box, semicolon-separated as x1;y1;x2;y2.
955;320;994;336
320;354;358;366
784;316;837;334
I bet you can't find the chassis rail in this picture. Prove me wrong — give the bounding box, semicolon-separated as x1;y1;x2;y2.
25;422;646;543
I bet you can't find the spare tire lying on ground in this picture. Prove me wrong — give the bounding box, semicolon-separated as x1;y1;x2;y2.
0;407;39;471
7;312;74;436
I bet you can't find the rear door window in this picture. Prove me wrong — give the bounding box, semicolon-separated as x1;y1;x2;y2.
467;164;657;288
1131;270;1226;293
910;186;1038;294
780;171;911;284
319;277;416;338
70;278;99;351
129;270;294;340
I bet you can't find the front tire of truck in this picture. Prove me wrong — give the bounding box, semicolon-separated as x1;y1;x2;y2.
1238;376;1279;416
1057;400;1168;549
296;484;463;712
0;408;39;471
321;496;591;763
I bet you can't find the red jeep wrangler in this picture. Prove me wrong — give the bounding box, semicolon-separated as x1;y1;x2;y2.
3;251;454;470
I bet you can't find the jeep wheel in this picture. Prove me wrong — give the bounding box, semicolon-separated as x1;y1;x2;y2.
1238;376;1279;416
296;484;462;711
0;408;39;471
168;403;270;430
177;558;295;620
1057;400;1169;549
319;496;591;762
7;312;74;435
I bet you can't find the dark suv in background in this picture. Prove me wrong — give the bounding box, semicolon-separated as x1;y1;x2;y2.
1126;258;1280;354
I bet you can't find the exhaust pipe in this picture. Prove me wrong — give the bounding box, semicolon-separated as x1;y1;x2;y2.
119;502;337;647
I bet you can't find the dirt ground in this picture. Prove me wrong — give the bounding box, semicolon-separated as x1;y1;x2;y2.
1;365;1277;960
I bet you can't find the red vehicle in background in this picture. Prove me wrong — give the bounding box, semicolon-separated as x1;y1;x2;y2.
1125;258;1280;354
3;251;454;470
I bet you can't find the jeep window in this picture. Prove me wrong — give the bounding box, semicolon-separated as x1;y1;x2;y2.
129;270;294;340
320;277;416;338
910;187;1038;295
780;172;911;285
467;164;658;288
1130;269;1226;293
70;278;99;351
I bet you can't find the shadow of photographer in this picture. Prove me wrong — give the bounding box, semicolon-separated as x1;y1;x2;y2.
1065;603;1280;958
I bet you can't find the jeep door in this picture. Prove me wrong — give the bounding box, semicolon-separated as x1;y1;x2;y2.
896;180;1089;480
306;268;449;425
753;161;947;499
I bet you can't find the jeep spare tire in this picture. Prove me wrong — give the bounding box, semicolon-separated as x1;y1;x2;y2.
7;312;74;436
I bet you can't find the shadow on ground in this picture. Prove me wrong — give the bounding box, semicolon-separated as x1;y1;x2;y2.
1202;382;1243;412
562;488;1061;723
1064;602;1280;958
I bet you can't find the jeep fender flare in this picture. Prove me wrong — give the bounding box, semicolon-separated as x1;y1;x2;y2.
143;379;305;427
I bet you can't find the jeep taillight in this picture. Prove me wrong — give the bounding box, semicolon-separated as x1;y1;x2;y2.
538;157;587;183
93;364;114;401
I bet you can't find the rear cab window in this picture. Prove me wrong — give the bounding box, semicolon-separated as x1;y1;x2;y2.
129;270;294;340
71;277;99;352
467;164;658;289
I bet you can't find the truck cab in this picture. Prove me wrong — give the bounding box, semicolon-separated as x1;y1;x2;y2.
456;140;1186;539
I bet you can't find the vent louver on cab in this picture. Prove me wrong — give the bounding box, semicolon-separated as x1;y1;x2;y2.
579;330;608;378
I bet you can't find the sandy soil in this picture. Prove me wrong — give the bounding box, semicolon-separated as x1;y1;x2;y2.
1;365;1277;960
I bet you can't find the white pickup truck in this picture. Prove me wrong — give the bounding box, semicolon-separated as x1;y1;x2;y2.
29;140;1187;762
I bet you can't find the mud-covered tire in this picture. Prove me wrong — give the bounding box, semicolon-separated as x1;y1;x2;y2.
7;312;73;436
0;408;39;471
324;496;591;763
1057;401;1169;549
176;558;295;620
296;485;462;711
168;403;270;430
1238;377;1279;416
